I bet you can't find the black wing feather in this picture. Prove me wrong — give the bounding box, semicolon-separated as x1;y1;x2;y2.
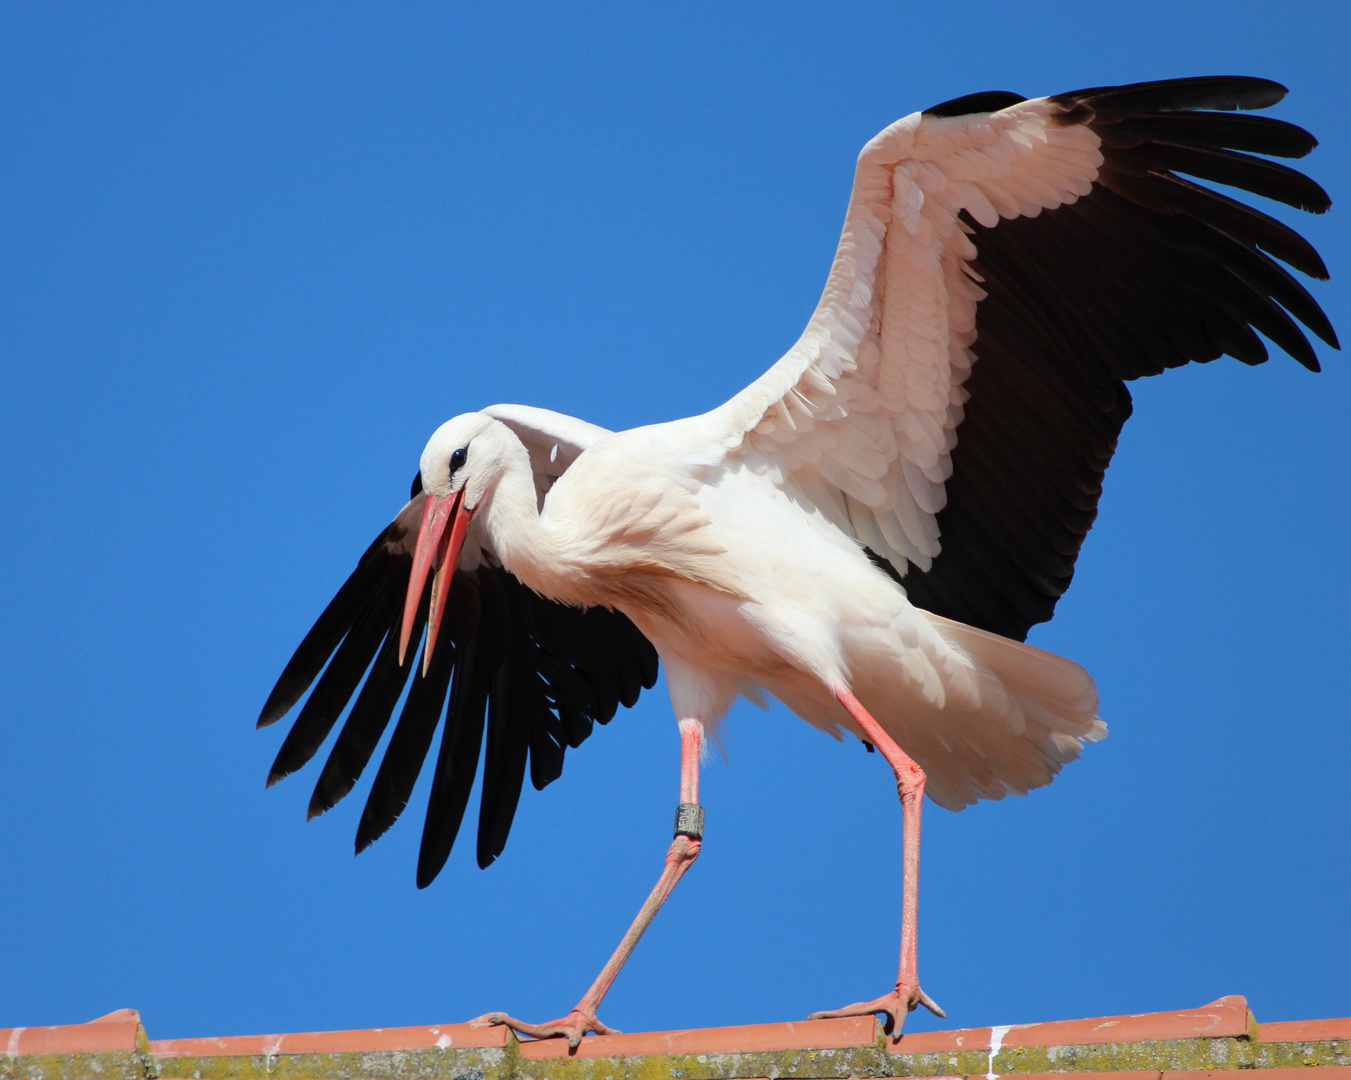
1051;75;1287;114
261;483;659;885
416;575;490;888
925;90;1026;118
903;76;1335;642
1098;112;1318;159
1112;141;1329;213
256;527;406;728
266;573;401;787
355;623;458;854
308;601;419;820
473;570;532;869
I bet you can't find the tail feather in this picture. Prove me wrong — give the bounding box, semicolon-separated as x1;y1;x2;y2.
876;614;1105;811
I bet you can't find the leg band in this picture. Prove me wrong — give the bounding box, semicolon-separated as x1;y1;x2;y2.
674;802;704;840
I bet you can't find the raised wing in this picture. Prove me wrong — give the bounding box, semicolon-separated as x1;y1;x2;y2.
706;76;1336;641
258;410;659;886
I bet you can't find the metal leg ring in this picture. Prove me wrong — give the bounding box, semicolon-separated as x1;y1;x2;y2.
674;802;704;840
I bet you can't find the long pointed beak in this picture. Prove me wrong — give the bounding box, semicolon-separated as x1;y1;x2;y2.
398;489;474;670
423;493;475;675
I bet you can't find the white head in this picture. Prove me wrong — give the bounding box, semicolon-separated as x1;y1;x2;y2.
401;412;525;672
418;412;521;510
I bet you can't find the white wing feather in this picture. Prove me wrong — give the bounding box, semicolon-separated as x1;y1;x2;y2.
701;97;1103;574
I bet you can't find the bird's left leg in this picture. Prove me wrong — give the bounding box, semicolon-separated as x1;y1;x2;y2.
808;687;944;1039
472;718;705;1049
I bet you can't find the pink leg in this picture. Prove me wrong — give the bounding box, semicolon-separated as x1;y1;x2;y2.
808;687;944;1039
472;719;705;1049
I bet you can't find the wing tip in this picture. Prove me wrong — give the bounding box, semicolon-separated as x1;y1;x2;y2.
306;790;334;821
415;856;444;890
354;825;380;856
1056;75;1289;115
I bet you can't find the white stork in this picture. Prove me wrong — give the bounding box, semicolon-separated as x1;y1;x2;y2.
258;76;1336;1046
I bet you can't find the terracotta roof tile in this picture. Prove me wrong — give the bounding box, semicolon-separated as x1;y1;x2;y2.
890;996;1252;1055
892;1024;995;1054
1261;1019;1351;1042
7;996;1349;1074
517;1014;876;1059
0;1009;143;1057
149;1020;509;1057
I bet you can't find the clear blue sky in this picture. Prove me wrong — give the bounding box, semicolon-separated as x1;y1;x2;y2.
2;1;1347;1041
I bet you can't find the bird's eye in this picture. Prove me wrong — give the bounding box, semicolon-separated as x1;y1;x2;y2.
449;447;468;476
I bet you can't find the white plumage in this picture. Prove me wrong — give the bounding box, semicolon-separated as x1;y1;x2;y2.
462;404;1103;811
260;76;1335;1045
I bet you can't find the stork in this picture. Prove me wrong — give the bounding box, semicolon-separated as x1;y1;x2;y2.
258;76;1336;1046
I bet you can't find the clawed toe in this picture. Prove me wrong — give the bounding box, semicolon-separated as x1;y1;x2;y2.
808;983;944;1038
469;1008;619;1050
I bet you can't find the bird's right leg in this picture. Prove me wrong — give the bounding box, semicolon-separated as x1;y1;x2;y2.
808;687;944;1039
472;718;705;1049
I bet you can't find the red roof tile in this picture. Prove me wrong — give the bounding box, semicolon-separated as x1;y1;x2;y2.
1261;1019;1351;1042
0;1009;143;1057
517;1014;876;1059
149;1020;509;1057
6;995;1349;1069
891;1024;995;1054
890;996;1252;1055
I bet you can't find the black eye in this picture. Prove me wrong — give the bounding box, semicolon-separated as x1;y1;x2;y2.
449;447;468;476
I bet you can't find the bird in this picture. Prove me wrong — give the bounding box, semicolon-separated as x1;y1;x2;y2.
258;75;1336;1047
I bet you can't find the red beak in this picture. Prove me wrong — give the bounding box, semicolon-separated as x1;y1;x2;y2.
398;489;475;673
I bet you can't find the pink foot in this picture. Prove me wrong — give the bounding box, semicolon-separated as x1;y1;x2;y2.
470;1008;620;1050
808;983;945;1038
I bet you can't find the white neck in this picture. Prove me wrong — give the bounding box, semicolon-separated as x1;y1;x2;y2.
476;441;589;605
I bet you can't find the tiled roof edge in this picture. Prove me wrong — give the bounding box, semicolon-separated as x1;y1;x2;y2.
3;997;1348;1080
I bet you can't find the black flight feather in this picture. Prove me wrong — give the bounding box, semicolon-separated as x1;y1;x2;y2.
902;76;1334;642
416;575;490;889
262;499;659;885
355;630;457;854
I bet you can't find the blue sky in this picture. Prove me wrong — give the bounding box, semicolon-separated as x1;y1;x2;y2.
2;1;1347;1041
